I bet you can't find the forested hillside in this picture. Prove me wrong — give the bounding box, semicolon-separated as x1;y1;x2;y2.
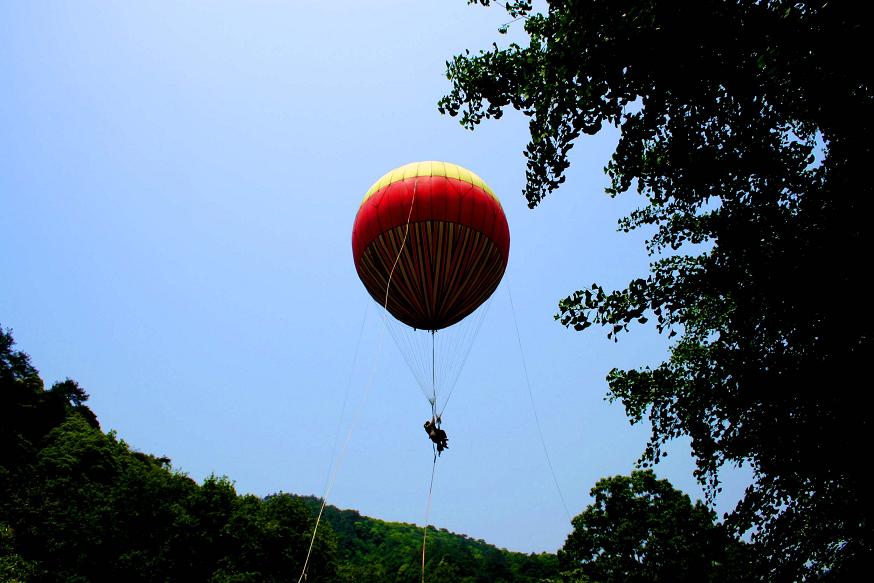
0;327;557;581
295;496;557;582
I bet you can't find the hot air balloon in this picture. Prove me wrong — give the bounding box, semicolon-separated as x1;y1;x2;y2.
352;161;510;421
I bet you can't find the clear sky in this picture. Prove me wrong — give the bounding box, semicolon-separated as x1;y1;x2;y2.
1;1;751;553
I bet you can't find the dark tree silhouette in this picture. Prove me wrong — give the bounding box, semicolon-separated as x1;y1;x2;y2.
441;2;872;578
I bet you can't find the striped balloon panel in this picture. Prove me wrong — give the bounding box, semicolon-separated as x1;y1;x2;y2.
356;221;506;330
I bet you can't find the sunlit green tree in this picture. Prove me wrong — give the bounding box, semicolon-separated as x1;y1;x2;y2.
559;471;750;582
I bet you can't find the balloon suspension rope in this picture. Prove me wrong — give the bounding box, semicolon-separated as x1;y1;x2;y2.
382;180;417;317
297;308;385;583
507;285;572;522
422;330;438;582
431;330;437;418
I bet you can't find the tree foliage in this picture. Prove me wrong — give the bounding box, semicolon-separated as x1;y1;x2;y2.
0;326;337;582
441;1;872;579
558;471;751;582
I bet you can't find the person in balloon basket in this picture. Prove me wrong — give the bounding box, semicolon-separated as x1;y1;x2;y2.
423;417;449;454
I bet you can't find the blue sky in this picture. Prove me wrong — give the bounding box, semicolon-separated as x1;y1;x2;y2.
1;1;751;553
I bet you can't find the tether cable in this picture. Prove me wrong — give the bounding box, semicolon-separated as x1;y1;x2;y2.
298;180;418;583
322;304;369;495
421;453;438;583
296;315;386;583
507;285;572;522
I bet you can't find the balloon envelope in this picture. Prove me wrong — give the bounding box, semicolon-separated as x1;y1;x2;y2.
352;161;510;330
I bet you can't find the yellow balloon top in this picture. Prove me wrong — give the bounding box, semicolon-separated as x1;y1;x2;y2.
362;161;499;205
